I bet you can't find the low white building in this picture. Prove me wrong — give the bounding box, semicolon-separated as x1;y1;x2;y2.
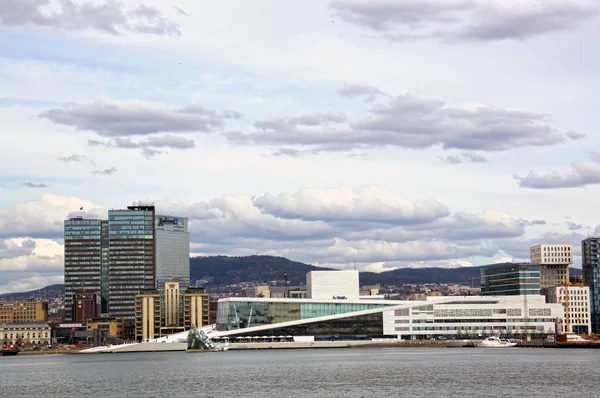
547;286;591;335
0;323;52;346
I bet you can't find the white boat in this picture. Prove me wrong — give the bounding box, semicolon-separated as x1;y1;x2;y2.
476;336;517;348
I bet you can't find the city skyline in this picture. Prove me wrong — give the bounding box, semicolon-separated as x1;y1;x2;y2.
2;1;600;294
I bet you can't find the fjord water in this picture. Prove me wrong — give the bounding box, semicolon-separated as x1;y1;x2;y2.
1;348;599;397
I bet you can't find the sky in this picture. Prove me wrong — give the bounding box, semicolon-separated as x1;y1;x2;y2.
1;0;600;293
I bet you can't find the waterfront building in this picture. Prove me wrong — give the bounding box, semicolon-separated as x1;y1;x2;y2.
547;286;591;335
155;215;190;289
108;205;156;322
87;317;125;339
135;289;162;341
63;217;108;321
530;244;573;289
480;263;541;296
207;270;562;341
582;237;600;333
71;291;101;326
0;301;48;323
214;296;561;341
183;287;210;329
0;323;51;346
135;284;210;341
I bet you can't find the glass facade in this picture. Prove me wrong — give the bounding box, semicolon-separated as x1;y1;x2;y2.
235;313;385;340
216;300;391;331
108;206;155;321
64;218;107;321
481;263;541;296
582;238;600;333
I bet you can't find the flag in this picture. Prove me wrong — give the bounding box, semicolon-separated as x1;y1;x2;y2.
80;207;83;210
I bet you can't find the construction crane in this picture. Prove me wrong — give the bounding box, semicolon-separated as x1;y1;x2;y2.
463;276;481;289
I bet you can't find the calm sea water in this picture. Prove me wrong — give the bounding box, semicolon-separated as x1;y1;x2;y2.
1;348;599;397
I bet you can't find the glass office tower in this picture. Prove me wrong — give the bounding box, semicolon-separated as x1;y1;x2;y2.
480;263;541;296
64;218;108;321
582;238;600;333
108;205;156;322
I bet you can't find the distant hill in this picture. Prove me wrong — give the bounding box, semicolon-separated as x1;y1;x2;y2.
0;284;64;301
0;257;585;299
190;255;333;286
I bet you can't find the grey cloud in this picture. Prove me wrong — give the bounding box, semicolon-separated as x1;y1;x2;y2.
0;239;36;260
91;134;196;151
515;161;600;189
22;182;50;188
231;93;575;153
591;151;600;163
141;147;162;158
525;220;546;226
567;222;584;231
595;225;600;235
91;167;117;176
338;83;387;101
172;6;190;17
271;148;312;158
329;0;600;42
254;113;346;133
0;0;181;36
439;152;488;164
566;131;586;140
58;154;85;162
40;96;232;137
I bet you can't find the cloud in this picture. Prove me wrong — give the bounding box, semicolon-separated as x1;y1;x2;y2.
40;96;235;137
230;93;577;153
91;167;117;176
439;152;488;164
270;148;316;158
89;134;196;158
330;0;600;42
22;182;50;188
172;6;190;17
514;161;600;189
338;83;387;102
58;154;85;162
566;222;583;231
0;0;181;36
0;239;63;274
0;193;101;239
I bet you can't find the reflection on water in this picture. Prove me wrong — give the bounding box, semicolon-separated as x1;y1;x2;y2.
1;348;599;397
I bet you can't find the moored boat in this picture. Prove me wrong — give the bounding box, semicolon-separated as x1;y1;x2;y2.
0;349;19;357
476;336;517;348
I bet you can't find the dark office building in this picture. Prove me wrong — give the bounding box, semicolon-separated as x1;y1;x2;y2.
107;205;156;322
72;291;102;326
63;218;108;321
480;263;541;296
582;238;600;333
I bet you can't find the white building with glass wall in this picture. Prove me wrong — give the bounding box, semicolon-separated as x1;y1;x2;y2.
208;270;563;341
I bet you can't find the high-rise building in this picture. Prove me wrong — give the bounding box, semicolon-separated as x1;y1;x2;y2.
582;237;600;333
155;215;190;289
64;217;108;321
107;205;156;322
529;244;573;289
547;286;591;335
480;263;541;296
